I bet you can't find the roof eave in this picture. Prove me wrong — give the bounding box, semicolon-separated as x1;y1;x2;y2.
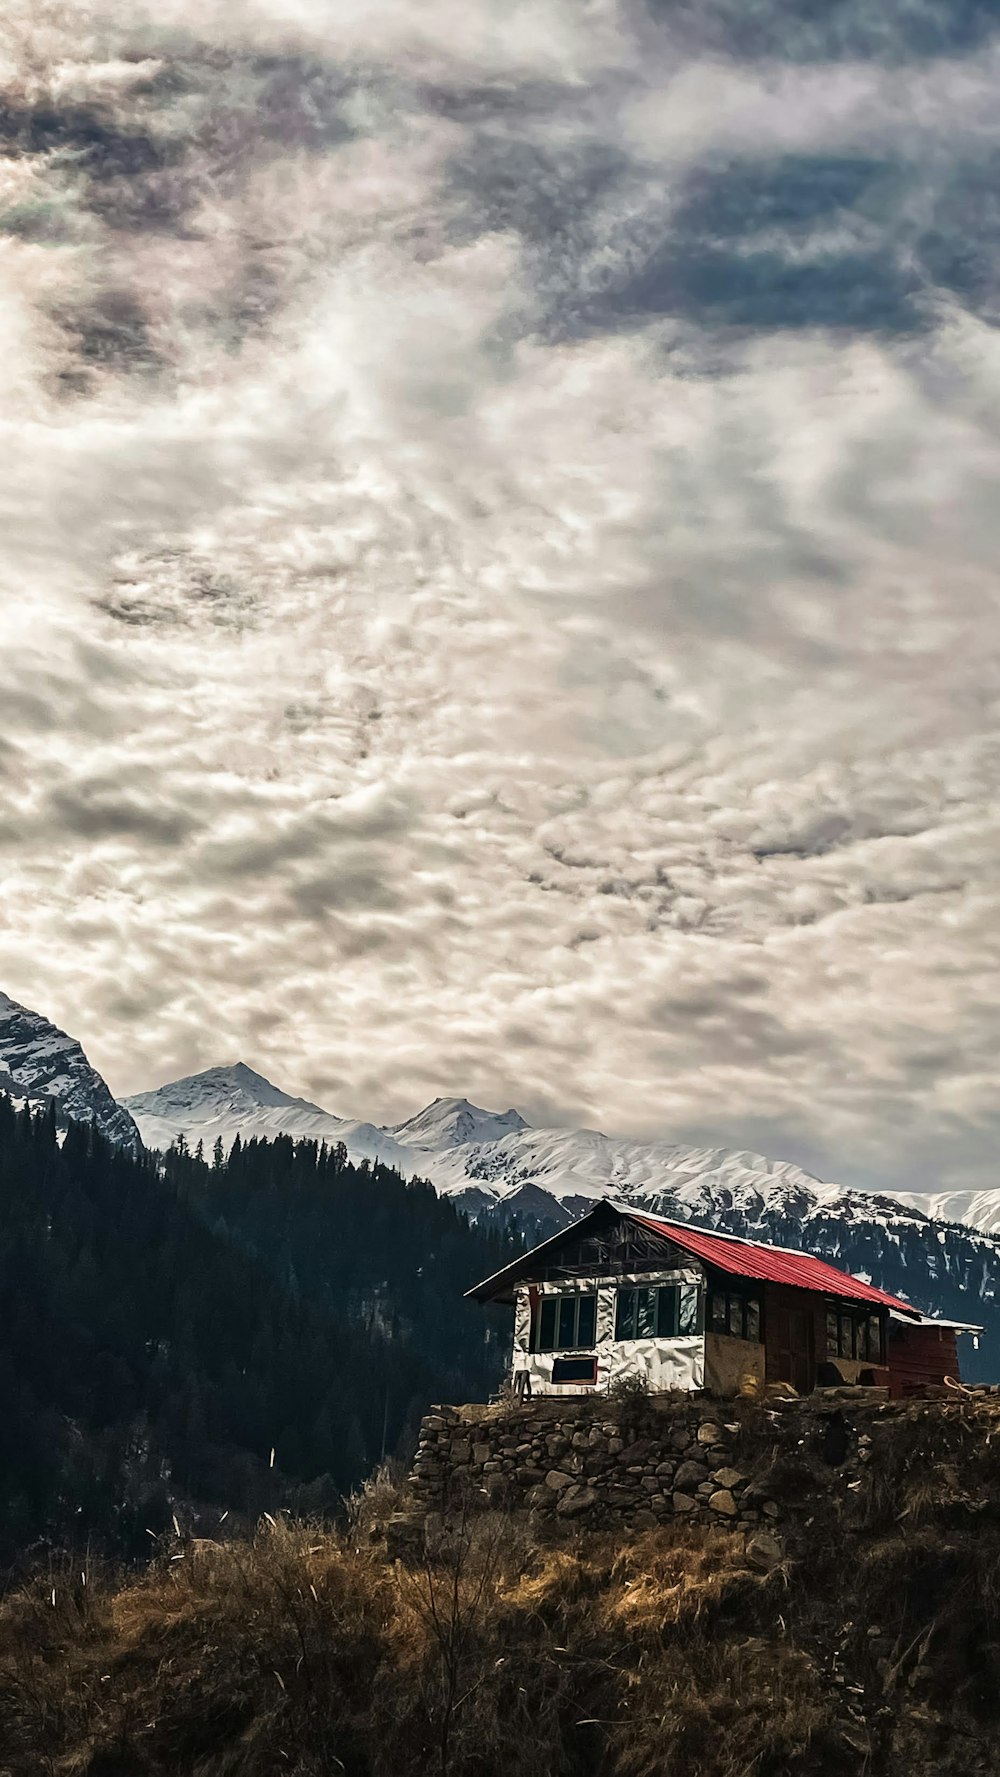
463;1201;617;1303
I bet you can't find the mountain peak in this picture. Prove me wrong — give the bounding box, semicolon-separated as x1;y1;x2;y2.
392;1096;530;1149
125;1062;326;1119
0;989;141;1149
122;1062;424;1171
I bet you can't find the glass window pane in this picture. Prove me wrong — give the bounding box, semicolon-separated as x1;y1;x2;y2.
678;1284;699;1335
576;1294;596;1349
558;1297;577;1349
839;1314;854;1359
636;1288;657;1338
539;1298;557;1351
615;1287;635;1341
826;1310;838;1356
657;1286;679;1337
710;1292;727;1333
745;1298;760;1343
728;1296;744;1338
869;1315;882;1363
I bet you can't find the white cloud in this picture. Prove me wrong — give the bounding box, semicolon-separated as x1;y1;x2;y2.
1;0;1000;1197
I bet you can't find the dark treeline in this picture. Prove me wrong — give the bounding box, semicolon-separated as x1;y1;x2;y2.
0;1098;517;1570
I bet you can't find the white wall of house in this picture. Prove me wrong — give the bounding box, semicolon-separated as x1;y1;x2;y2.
511;1268;706;1397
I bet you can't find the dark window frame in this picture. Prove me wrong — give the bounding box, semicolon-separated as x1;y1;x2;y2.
826;1305;884;1364
708;1288;762;1344
551;1355;598;1385
532;1291;598;1353
615;1282;702;1342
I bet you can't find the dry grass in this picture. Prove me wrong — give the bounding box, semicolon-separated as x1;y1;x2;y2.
0;1518;823;1777
5;1408;1000;1777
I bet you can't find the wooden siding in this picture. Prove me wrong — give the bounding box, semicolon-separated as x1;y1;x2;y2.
763;1283;825;1392
756;1282;889;1393
888;1323;960;1398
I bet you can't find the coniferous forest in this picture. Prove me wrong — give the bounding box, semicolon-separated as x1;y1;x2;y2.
0;1096;517;1571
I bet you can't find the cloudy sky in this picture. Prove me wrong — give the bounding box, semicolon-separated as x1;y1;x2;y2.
2;0;1000;1196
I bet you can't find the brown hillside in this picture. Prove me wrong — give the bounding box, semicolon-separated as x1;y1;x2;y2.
3;1399;1000;1777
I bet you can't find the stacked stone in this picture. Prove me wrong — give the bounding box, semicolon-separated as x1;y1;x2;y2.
409;1404;780;1534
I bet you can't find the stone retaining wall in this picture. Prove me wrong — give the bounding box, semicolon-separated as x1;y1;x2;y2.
409;1395;790;1535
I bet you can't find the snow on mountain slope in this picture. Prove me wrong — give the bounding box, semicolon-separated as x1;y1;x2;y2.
126;1064;930;1238
391;1096;528;1151
894;1188;1000;1238
0;991;141;1149
123;1063;413;1171
408;1122;938;1238
120;1064;1000;1375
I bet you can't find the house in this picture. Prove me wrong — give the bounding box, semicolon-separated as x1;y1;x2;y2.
466;1199;976;1398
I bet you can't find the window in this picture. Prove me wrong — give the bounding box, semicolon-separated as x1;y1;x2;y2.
551;1356;598;1384
827;1307;884;1364
533;1293;597;1352
708;1290;762;1343
615;1284;702;1341
678;1283;700;1335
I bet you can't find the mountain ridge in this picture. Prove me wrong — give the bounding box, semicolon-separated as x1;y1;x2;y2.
0;990;141;1150
123;1060;415;1170
1;991;994;1375
121;1061;1000;1383
123;1061;988;1242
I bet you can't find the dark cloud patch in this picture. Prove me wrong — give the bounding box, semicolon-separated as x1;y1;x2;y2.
249;54;360;150
620;243;921;332
447;130;934;340
287;864;400;917
616;154;924;333
445;126;635;338
676;156;893;244
0;96;164;166
421;78;571;125
0;199;73;244
0;93;197;233
650;993;825;1061
98;556;254;630
47;787;197;848
57;288;162;386
641;0;1000;65
199;798;416;885
917;153;1000;322
449;132;628;247
752;814;854;860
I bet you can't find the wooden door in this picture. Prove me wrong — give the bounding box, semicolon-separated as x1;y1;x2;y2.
773;1306;814;1394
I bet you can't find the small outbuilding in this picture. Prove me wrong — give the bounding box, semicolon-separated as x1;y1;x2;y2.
467;1199;973;1399
887;1309;982;1398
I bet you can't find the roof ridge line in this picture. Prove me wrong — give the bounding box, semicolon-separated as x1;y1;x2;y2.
614;1200;857;1264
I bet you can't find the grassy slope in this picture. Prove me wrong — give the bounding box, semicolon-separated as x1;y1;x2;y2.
4;1402;1000;1777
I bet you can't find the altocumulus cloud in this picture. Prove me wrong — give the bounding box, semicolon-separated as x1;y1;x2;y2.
1;0;999;1197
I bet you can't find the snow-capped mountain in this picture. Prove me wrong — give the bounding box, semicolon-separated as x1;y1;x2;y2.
893;1187;1000;1238
120;1064;947;1239
4;996;995;1374
390;1096;528;1151
123;1062;415;1171
118;1065;1000;1377
0;991;141;1150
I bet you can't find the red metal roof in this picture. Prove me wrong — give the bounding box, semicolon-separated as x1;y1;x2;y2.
632;1211;919;1317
